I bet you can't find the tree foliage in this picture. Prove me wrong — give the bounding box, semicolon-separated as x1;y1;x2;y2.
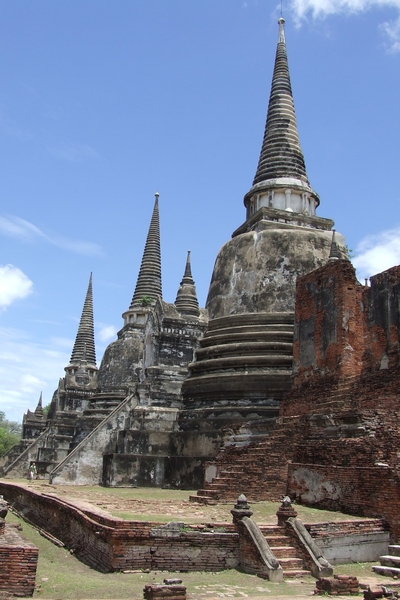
0;411;22;456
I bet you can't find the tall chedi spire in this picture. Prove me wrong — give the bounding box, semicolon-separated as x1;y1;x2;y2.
65;273;98;388
175;251;200;317
69;273;96;367
253;18;309;185
243;17;319;221
130;193;162;307
97;194;161;392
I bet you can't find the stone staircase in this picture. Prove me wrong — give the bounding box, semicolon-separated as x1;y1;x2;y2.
373;545;400;578
36;397;124;476
259;525;310;578
309;377;365;415
190;426;291;504
190;373;380;504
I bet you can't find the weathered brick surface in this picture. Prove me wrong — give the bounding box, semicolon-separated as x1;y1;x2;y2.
288;463;400;540
0;524;38;597
0;482;239;573
192;261;400;544
236;520;276;578
306;519;388;540
315;575;359;596
280;262;400;540
291;261;400;388
143;581;186;599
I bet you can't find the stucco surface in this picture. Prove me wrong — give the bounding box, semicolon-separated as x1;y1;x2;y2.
206;225;341;319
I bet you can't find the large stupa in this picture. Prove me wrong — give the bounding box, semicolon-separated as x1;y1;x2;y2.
181;18;346;428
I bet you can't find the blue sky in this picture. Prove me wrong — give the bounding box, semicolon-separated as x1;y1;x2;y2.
1;0;400;422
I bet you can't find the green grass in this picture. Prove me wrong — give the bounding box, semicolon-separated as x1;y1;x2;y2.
7;511;319;599
6;508;386;600
3;483;389;599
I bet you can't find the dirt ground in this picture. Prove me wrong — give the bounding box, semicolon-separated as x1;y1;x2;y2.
23;481;253;522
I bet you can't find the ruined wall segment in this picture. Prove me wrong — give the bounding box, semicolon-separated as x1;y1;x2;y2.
292;259;365;386
280;260;400;540
290;260;400;395
365;265;400;372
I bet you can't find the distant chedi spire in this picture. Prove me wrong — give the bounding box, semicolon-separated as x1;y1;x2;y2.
175;251;200;317
130;193;162;307
65;273;98;388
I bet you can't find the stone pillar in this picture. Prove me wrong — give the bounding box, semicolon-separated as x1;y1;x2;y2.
231;494;253;524
285;189;291;209
276;496;297;527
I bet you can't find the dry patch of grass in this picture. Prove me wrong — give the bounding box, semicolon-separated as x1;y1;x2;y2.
17;480;365;525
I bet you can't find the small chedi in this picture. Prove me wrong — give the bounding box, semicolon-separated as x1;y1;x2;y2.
2;17;400;551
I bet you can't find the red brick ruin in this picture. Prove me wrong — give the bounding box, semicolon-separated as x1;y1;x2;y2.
0;497;38;597
196;259;400;539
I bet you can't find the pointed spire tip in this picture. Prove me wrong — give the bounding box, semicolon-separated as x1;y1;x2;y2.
278;17;286;43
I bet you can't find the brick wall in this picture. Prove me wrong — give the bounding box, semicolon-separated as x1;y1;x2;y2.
0;482;239;573
291;260;400;390
0;524;38;597
288;463;400;540
292;259;365;385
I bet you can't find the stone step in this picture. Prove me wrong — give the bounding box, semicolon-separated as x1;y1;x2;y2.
188;495;218;505
372;565;400;578
189;354;294;372
270;546;298;558
83;408;115;415
195;488;220;497
51;434;73;441
196;341;293;358
259;526;286;535
225;434;271;444
279;557;306;570
266;537;295;548
388;545;400;557
217;469;243;475
283;569;311;579
204;322;294;337
379;555;400;567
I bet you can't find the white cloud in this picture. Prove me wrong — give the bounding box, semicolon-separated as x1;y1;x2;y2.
380;14;400;50
289;0;400;50
54;236;103;256
0;265;33;311
0;215;45;241
353;226;400;281
97;324;118;343
0;214;103;257
0;326;69;422
20;374;42;394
